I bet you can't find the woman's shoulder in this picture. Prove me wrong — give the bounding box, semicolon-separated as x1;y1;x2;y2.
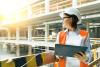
58;31;66;35
79;29;89;37
58;29;68;33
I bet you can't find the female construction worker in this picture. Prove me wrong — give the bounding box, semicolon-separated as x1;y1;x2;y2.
54;8;92;67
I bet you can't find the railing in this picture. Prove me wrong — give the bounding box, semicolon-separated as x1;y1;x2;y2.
90;41;100;67
0;36;56;41
1;37;100;42
78;0;97;5
32;37;45;41
0;37;27;40
89;57;100;67
49;0;72;12
0;37;8;40
28;0;72;16
28;0;97;17
31;1;45;16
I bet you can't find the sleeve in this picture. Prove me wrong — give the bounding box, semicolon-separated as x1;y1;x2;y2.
85;35;92;63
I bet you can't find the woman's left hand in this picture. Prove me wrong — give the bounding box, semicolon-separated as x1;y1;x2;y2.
74;52;87;62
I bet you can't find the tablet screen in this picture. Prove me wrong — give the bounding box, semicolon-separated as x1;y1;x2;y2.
55;44;88;57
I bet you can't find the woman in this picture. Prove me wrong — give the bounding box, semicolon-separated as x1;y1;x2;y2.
54;8;92;67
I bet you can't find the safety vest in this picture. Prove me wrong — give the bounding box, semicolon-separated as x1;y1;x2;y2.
54;30;89;67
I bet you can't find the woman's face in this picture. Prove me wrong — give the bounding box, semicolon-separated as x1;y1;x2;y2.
63;14;73;30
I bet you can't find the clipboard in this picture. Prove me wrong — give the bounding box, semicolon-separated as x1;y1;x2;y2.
55;44;88;57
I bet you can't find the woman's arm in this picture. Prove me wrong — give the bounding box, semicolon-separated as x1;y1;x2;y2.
85;35;92;63
74;34;92;63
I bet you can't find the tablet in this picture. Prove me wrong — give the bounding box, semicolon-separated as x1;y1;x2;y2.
55;44;88;57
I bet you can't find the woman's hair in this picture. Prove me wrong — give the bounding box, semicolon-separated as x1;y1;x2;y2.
64;13;79;29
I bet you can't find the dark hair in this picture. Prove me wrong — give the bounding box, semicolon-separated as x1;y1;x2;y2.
64;13;79;29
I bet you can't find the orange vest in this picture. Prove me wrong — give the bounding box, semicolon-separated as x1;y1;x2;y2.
54;30;89;67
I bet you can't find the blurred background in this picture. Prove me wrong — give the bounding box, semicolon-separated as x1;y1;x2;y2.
0;0;100;67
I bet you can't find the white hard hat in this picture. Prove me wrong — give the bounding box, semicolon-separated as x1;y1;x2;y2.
59;7;81;24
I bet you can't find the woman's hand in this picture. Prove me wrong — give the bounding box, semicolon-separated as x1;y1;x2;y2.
55;55;65;62
55;55;60;62
74;52;87;62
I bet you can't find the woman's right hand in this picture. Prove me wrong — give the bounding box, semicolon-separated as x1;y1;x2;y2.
74;52;87;62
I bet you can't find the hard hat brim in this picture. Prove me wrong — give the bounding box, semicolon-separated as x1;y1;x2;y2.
59;12;81;24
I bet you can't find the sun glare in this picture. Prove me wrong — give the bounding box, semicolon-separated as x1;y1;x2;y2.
0;0;28;24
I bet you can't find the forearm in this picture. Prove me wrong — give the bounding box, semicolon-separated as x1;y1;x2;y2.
85;50;92;63
85;36;92;63
43;51;56;64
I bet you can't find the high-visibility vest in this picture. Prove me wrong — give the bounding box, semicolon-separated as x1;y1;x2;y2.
54;30;89;67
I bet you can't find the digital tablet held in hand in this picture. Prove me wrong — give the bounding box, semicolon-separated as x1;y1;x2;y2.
55;44;88;57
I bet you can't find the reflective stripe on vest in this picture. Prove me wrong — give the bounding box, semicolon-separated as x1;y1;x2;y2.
54;30;89;67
